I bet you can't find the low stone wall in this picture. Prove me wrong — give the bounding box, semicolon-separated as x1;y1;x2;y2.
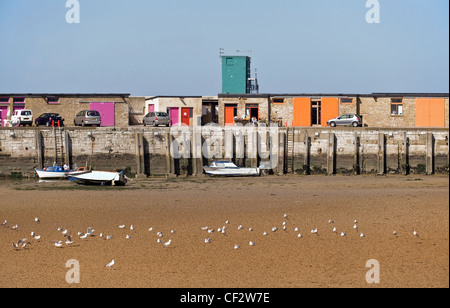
0;126;448;178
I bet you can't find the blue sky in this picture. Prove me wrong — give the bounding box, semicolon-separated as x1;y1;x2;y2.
0;0;448;96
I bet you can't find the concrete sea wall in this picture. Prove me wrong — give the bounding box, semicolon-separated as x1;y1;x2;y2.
0;127;448;178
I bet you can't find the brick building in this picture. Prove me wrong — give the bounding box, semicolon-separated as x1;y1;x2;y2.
0;94;145;127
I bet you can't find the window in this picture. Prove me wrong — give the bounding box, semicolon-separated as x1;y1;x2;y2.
47;97;60;104
391;98;403;115
272;98;285;104
226;58;234;66
0;98;9;104
340;98;353;104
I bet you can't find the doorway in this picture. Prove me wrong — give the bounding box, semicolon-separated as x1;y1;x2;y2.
225;105;237;126
311;100;321;126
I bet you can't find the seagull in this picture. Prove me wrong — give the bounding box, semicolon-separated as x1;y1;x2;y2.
263;231;268;236
234;245;240;250
34;217;40;223
205;238;211;244
360;233;365;238
354;220;358;224
237;225;244;230
11;224;19;231
106;235;113;240
53;240;63;248
99;233;103;238
157;238;162;243
163;239;172;248
353;224;358;230
12;238;30;250
148;227;153;231
157;231;163;237
249;241;255;246
298;233;303;238
311;228;318;234
171;230;176;234
126;235;131;239
284;213;288;219
328;219;334;224
225;220;230;224
282;221;287;226
413;230;419;237
248;227;253;232
272;227;278;232
294;227;299;232
393;231;398;237
340;232;347;237
201;226;208;231
1;219;7;227
130;225;134;231
87;227;95;236
118;225;126;229
333;227;337;233
283;226;287;231
64;235;74;245
31;232;41;241
80;233;89;239
105;260;115;269
61;229;68;235
207;229;214;234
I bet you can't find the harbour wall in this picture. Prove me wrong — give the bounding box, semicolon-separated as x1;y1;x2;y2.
0;127;448;178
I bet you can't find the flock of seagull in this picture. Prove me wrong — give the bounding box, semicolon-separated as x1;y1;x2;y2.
2;213;420;269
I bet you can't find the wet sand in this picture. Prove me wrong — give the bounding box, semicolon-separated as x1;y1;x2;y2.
0;175;448;288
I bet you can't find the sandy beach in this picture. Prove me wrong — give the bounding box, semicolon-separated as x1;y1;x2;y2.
0;174;448;288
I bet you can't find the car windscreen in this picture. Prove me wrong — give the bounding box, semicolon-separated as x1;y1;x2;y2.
22;111;32;115
156;112;168;117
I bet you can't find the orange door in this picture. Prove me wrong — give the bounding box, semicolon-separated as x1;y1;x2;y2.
181;107;191;126
293;97;311;127
225;106;236;126
416;98;445;127
321;97;339;127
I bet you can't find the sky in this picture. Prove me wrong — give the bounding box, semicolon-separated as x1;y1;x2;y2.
0;0;448;96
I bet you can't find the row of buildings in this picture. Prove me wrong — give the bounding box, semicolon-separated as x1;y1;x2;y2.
0;92;449;128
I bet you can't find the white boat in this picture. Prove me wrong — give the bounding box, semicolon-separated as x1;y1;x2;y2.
203;161;260;177
67;170;127;186
35;166;89;179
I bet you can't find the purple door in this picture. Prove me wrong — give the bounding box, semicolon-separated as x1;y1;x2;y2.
169;107;179;126
90;102;115;126
0;106;7;127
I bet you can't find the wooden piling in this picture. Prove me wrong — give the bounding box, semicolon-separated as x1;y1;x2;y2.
327;132;336;175
377;133;386;175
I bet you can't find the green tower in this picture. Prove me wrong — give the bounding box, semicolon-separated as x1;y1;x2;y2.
221;56;251;94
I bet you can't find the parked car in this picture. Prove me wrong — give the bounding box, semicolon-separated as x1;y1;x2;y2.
143;112;171;127
10;109;33;127
35;113;64;127
74;110;101;127
327;114;362;127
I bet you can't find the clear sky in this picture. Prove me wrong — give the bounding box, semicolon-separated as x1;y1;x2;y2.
0;0;448;96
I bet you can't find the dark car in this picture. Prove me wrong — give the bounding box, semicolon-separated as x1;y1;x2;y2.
35;113;65;127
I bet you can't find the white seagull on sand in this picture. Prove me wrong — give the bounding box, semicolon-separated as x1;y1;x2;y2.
413;230;419;237
163;239;172;248
35;217;40;223
53;240;63;248
105;260;115;268
205;238;211;244
249;241;255;246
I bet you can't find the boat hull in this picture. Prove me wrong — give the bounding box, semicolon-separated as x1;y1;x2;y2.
67;171;127;186
203;167;260;177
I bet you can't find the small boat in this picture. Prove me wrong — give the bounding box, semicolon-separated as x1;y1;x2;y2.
67;170;127;186
35;166;89;179
203;161;260;177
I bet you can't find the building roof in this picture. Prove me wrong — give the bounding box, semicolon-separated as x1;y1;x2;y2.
219;93;449;98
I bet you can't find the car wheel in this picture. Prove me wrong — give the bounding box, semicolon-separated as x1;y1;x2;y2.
81;121;85;127
330;122;336;127
143;121;147;127
352;122;359;127
152;121;156;127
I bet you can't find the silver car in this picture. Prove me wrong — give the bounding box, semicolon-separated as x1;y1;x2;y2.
327;114;362;127
74;110;101;127
143;112;171;127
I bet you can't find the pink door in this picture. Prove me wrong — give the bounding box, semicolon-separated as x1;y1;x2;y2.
148;104;155;113
90;102;115;126
0;106;7;127
169;107;179;126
